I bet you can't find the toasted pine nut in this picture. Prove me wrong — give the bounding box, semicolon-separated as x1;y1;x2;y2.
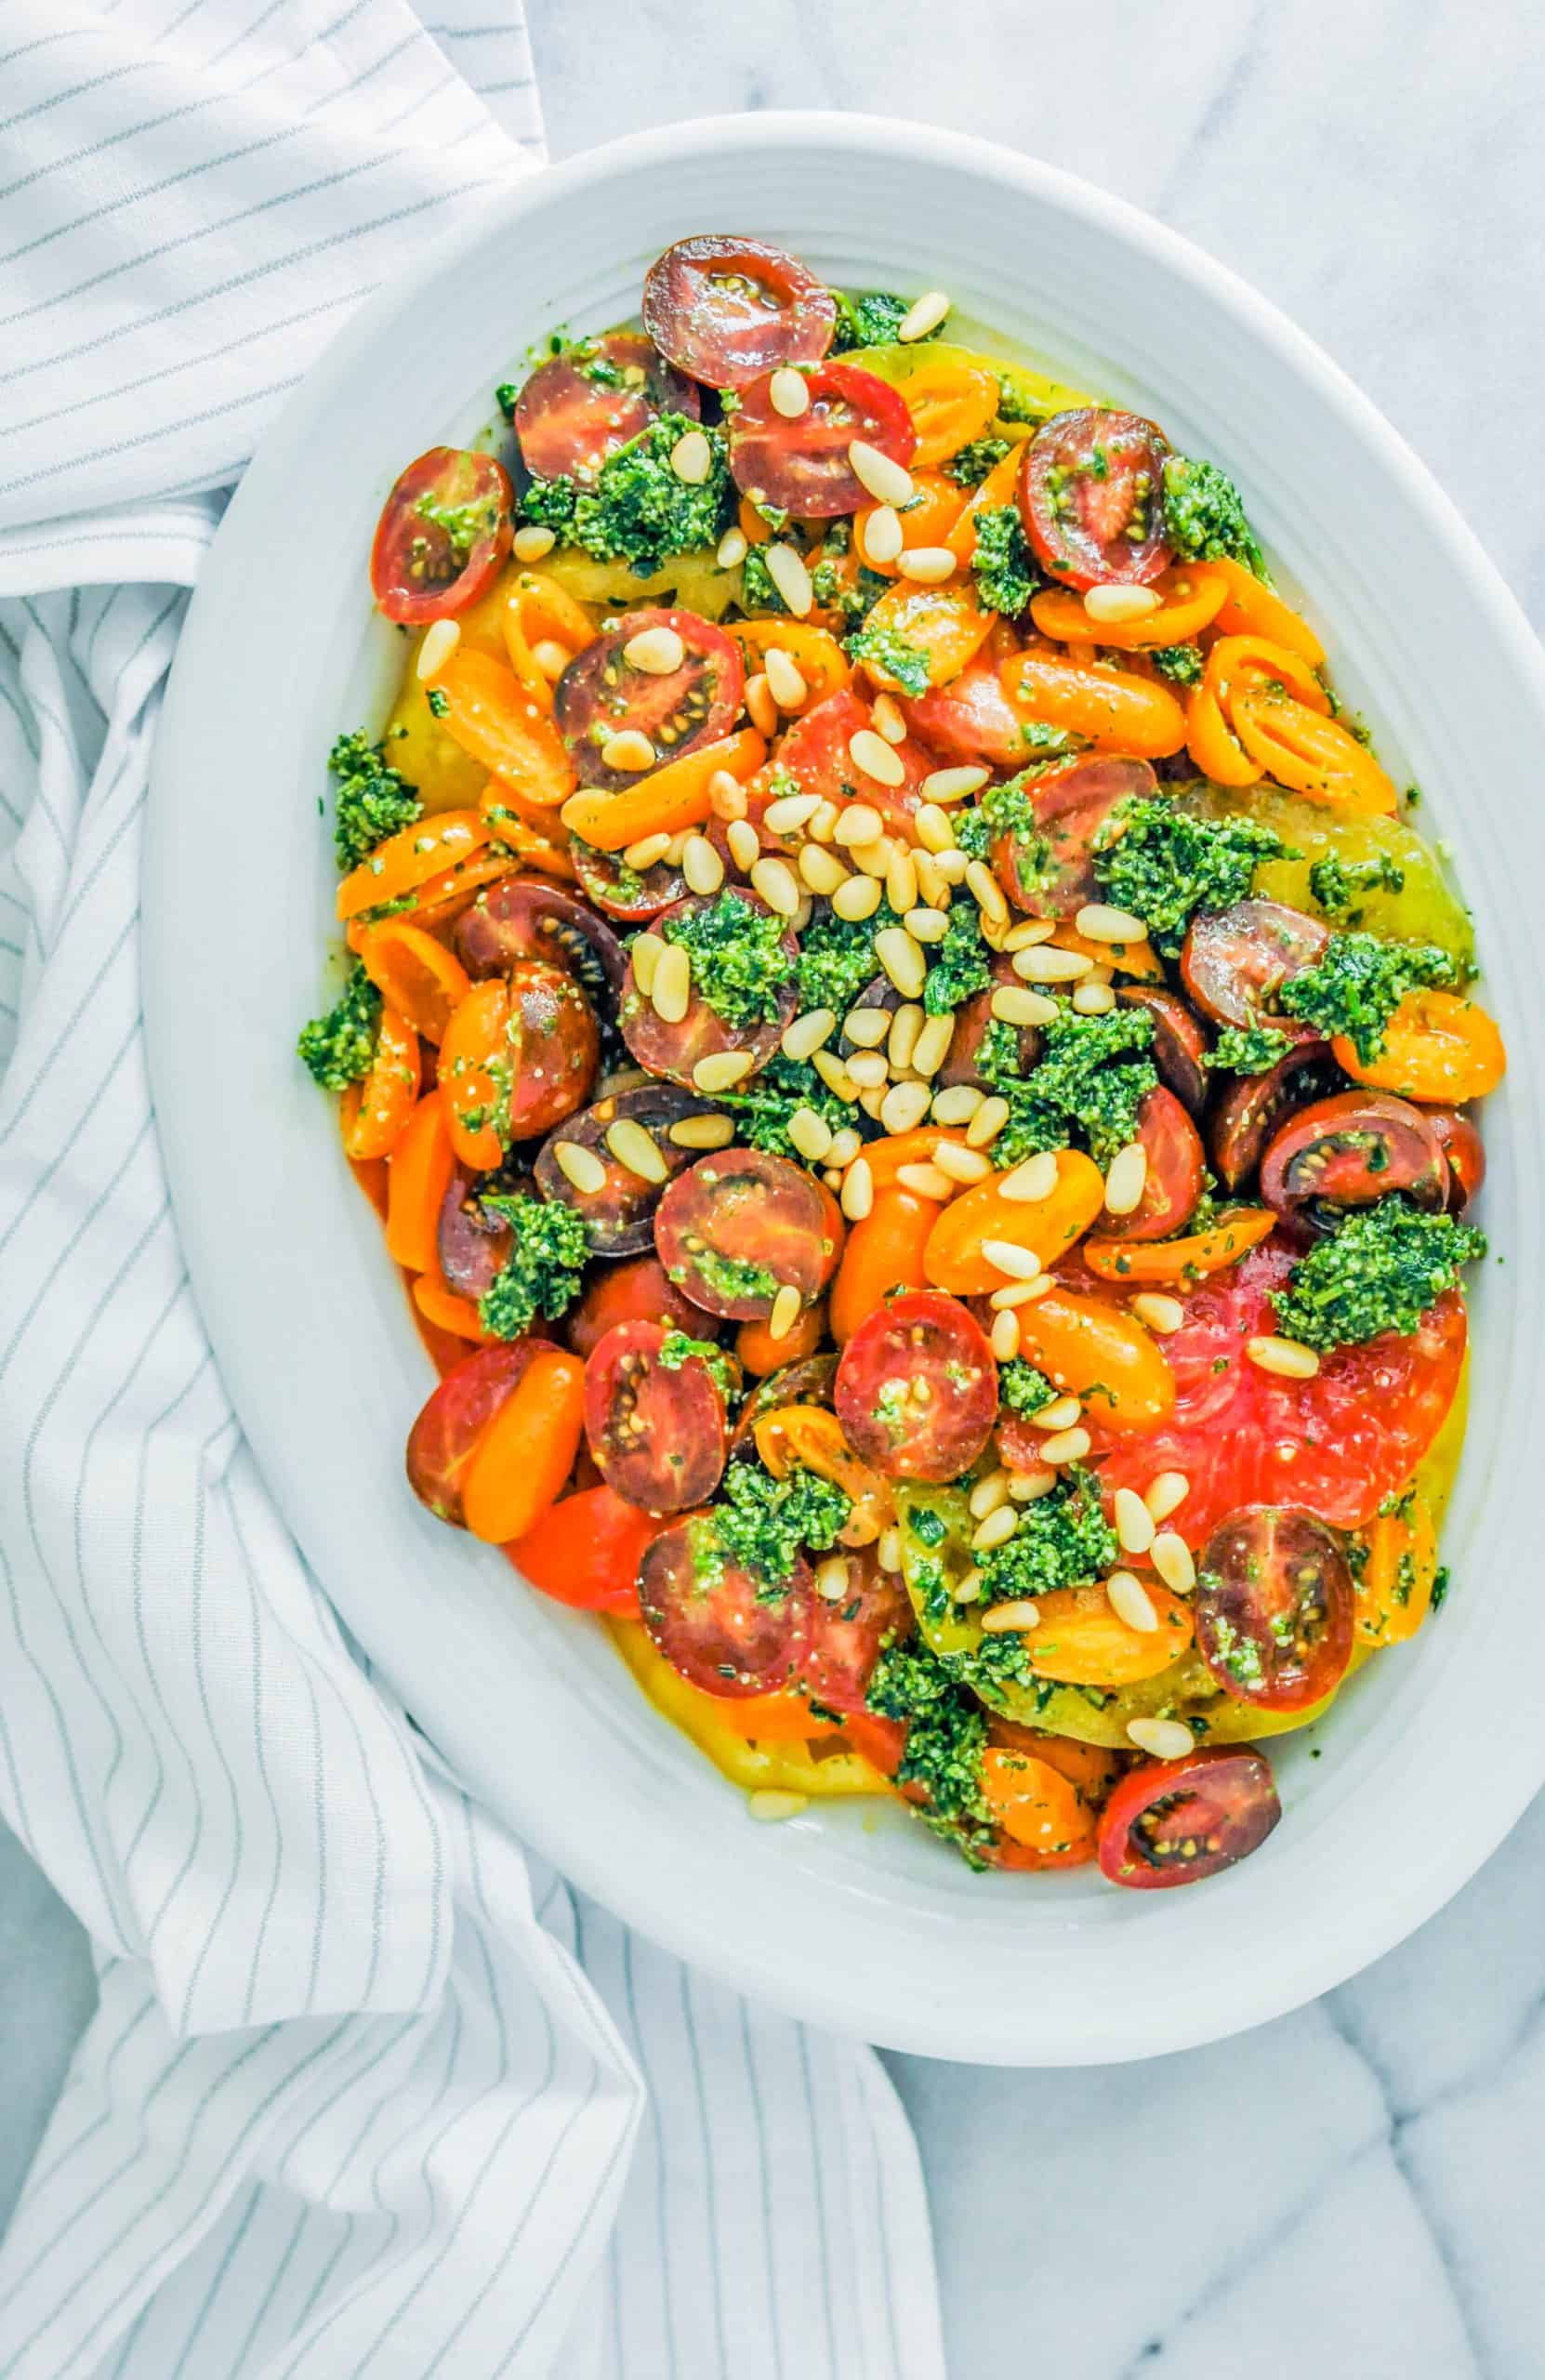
990;1308;1021;1361
850;729;906;787
512;524;556;561
1004;918;1058;950
725;818;761;872
915;803;956;854
910;1013;955;1078
847;1050;889;1091
783;1007;837;1063
897;547;957;584
769;366;810;418
745;672;778;737
833;875;883;921
989;1276;1052;1308
1131;1292;1184;1337
833;801;885;848
416;617;461;680
972;1504;1019;1553
767;1282;803;1342
991;985;1059;1029
1114;1488;1155;1556
651;942;691;1023
669;1112;735;1150
863;506;905;565
887;1004;922;1073
878;1527;903;1572
764;543;813;616
922;765;989;803
1076;901;1147;944
849;440;915;505
709;769;747;820
531;639;573;679
969;1469;1010;1521
1103;1141;1149;1216
999;1152;1060;1203
914;852;951;908
843;1006;891;1049
692;1050;754;1093
799;844;850;895
896;1162;955;1200
1008;1464;1059;1501
553;1140;606;1195
980;1598;1042;1634
787;1107;833;1163
1084;581;1162;624
898;288;950;341
932;1084;984;1125
815;1554;851;1601
1247;1335;1322;1380
887;851;919;916
681;834;724;895
630;932;664;997
874;926;926;999
1145;1472;1190;1523
827;1129;862;1166
1032;1395;1083;1433
670;429;712;484
624;831;672;871
1073;982;1116;1014
605;1117;667;1183
871;692;908;743
601;728;656;773
624;624;686;675
747;1789;808;1822
1151;1531;1196;1593
904;906;949;945
763;647;808;709
1107;1571;1159;1632
840;1157;874;1220
964;859;1009;923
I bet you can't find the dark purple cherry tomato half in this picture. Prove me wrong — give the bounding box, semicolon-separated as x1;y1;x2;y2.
456;873;627;998
732;1353;840;1453
535;1083;721;1255
513;332;700;484
1100;1086;1205;1242
1427;1107;1486;1213
1208;1041;1345;1194
835;1289;997;1485
1097;1747;1282;1890
1118;985;1210;1115
1181;899;1331;1034
371;447;512;626
1261;1091;1449;1229
1195;1505;1355;1713
437;1165;513;1299
570;836;688;923
728;362;917;519
801;1550;914;1716
639;1515;815;1696
1019;408;1171;590
655;1146;839;1321
997;756;1155;918
619;891;797;1090
642;235;837;390
555;607;745;792
501;956;601;1141
565;1253;713;1363
583;1318;732;1514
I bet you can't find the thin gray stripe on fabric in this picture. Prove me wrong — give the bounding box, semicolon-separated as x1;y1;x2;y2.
168;2179;265;2379
796;2027;839;2370
232;1494;282;2026
738;2004;786;2380
623;1928;679;2378
0;55;152;142
20;1988;158;2202
470;76;532;94
86;584;121;668
680;1968;730;2378
0;937;22;957
172;1427;254;2032
106;2298;153;2379
0;24;91;75
21;592;106;721
862;2075;906;2380
493;2079;636;2380
0;916;136;1158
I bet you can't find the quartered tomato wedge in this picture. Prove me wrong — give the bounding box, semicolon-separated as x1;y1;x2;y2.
1019;408;1171;589
773;688;931;839
555;609;744;792
1097;1748;1282;1889
1081;1236;1468;1541
801;1550;913;1714
535;1084;720;1255
583;1319;733;1514
513;332;700;483
654;1147;840;1321
639;1515;816;1697
1195;1506;1355;1712
995;756;1155;918
835;1289;997;1484
619;891;798;1088
437;1165;515;1299
564;1253;713;1361
1181;899;1330;1034
1098;1086;1205;1242
371;447;512;625
1260;1091;1449;1230
642;235;837;390
728;363;917;518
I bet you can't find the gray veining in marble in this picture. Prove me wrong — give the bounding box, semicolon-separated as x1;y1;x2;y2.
4;3;1544;2372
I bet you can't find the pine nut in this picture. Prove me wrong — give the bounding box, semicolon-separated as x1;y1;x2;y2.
606;1117;667;1183
887;852;920;916
904;906;949;945
887;1004;923;1072
799;844;850;895
531;639;572;679
416;617;461;680
630;932;664;997
717;525;749;568
969;1469;1010;1520
1076;901;1147;944
827;1129;862;1166
1127;1716;1195;1760
1032;1395;1083;1433
709;770;747;820
765;1281;802;1342
651;943;691;1023
1004;918;1058;950
897;547;957;584
933;848;970;882
1131;1292;1184;1336
783;1007;836;1062
750;855;800;917
1084;581;1162;624
1114;1488;1155;1556
922;765;989;803
669;1112;735;1150
512;524;556;561
1145;1473;1190;1523
670;429;712;484
850;729;906;787
815;1554;851;1601
842;1006;890;1049
840;1157;874;1221
553;1140;607;1195
990;1307;1021;1360
725;818;761;872
966;1094;1010;1147
872;693;908;743
763;647;808;710
898;288;950;341
601;728;656;773
847;1051;890;1091
874;927;927;998
915;804;956;854
964;859;1009;923
1008;1464;1059;1501
624;831;672;870
1247;1335;1322;1380
682;834;724;895
972;1504;1019;1553
746;672;778;736
914;853;951;908
787;1107;833;1163
851;835;895;879
1107;1571;1159;1632
999;1152;1060;1203
769;366;810;418
878;1528;903;1572
981;1237;1042;1280
1073;982;1116;1014
980;1598;1041;1634
1151;1531;1196;1593
764;543;813;616
989;1275;1052;1308
1103;1141;1149;1216
747;1789;808;1822
812;1050;860;1101
1013;945;1092;982
849;440;915;505
932;1085;984;1125
624;624;686;675
896;1162;955;1199
952;1571;984;1606
880;1079;931;1133
911;1013;955;1077
692;1050;754;1093
863;507;905;565
934;1140;991;1183
834;801;885;848
1039;1426;1091;1464
991;985;1058;1029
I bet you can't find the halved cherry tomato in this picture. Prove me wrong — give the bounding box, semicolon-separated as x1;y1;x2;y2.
937;961;1039;1091
565;1253;710;1361
570;835;687;920
801;1547;913;1714
829;1186;937;1342
436;1166;512;1299
1185;677;1261;787
989;1723;1122;1806
945;445;1030;566
456;874;627;1000
1031;562;1229;650
1012;1580;1194;1686
901;657;1027;762
734;1354;839;1448
922;1150;1106;1296
1204;631;1328;717
554;608;743;792
1097;1747;1281;1889
729;363;916;516
560;727;766;853
620;890;798;1087
1012;1287;1176;1433
638;1513;815;1697
1117;985;1210;1113
730;619;852;707
859;1130;971;1189
429;648;576;807
754;1403;892;1548
997;755;1155;918
535;1084;717;1255
350;1149;390;1221
508;1480;670;1615
855;469;967;575
439;959;597;1169
512;332;699;483
1208;1042;1344;1193
1181;898;1330;1032
900;359;1000;470
1232;688;1398;817
1333;988;1506;1104
1208;556;1326;667
1354;1488;1438;1648
1428;1107;1486;1211
997;650;1187;758
1082;1206;1276;1286
834;1289;997;1484
584;1318;732;1514
772;685;933;830
854;575;997;696
406;1339;545;1525
385;1091;456;1274
337;810;491;922
501;572;599;713
1195;1505;1355;1712
460;1346;588;1544
641;235;836;389
1261;1091;1448;1227
979;1747;1098;1865
737;1297;826;1375
1019;409;1171;588
342;1005;420;1160
1098;1087;1205;1242
382;847;519;942
655;1146;840;1321
371;447;512;626
412;1264;493;1344
355;919;469;1045
480;781;577;879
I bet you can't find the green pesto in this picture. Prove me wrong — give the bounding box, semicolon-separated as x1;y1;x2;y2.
865;1638;994;1861
1160;453;1267;578
809;553;889;628
706;1461;852;1592
297;959;380;1091
994;375;1048;427
682;1245;781;1306
1270;1197;1486;1352
327;729;421;872
1275;932;1460;1064
920;902;993;1016
518;412;733;576
1092;798;1294;957
656;1331;738;1402
660;890;796;1029
1148;641;1205;687
1205;1022;1294;1075
844;622;932;697
738;541;791;617
972;1466;1117;1605
951;773;1050;890
414;487;499;564
794;901;901;1014
714;1052;855;1162
1308;852;1406;924
425;688;450;718
997;1359;1057;1419
977;1005;1157;1170
969;504;1039;617
944;435;1012;488
477;1196;591;1340
829;291;944;350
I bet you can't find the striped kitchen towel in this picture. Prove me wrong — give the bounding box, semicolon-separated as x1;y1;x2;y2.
0;6;946;2374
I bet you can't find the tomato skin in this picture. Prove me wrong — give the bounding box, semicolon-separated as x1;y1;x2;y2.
620;891;799;1089
773;688;931;840
1118;985;1209;1114
1260;1091;1449;1229
639;1516;815;1698
642;235;836;389
460;1347;587;1544
565;1254;711;1361
570;837;687;921
438;1164;514;1299
508;1482;667;1615
1195;1505;1355;1712
835;1289;997;1485
1097;1748;1281;1889
583;1318;731;1514
1098;1087;1204;1243
829;1187;935;1342
371;447;512;625
503;956;600;1140
456;875;627;1000
1208;1042;1344;1194
1011;1287;1177;1435
405;1339;543;1525
1019;408;1171;589
555;609;744;793
801;1550;913;1714
997;756;1155;919
979;1748;1099;1866
513;331;699;483
901;661;1028;767
1181;900;1330;1034
535;1084;720;1256
729;363;917;518
1428;1107;1486;1212
655;1147;839;1321
922;1151;1107;1298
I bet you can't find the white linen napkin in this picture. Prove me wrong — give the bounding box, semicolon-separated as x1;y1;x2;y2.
0;7;946;2373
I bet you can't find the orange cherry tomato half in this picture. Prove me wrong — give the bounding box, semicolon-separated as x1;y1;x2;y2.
855;469;967;575
979;1747;1099;1866
922;1151;1106;1297
1030;563;1229;651
508;1480;671;1615
997;649;1187;759
854;578;994;694
753;1403;892;1549
737;1298;826;1375
828;1186;936;1342
1231;689;1398;816
337;809;492;922
407;1339;546;1526
430;647;576;809
1208;555;1326;668
459;1347;587;1545
385;1091;456;1274
341;1005;420;1161
900;359;1000;470
560;727;767;853
438;976;509;1171
355;919;469;1045
1332;988;1506;1104
500;571;598;713
1354;1488;1438;1648
1082;1206;1276;1285
1013;1580;1195;1686
1013;1287;1177;1432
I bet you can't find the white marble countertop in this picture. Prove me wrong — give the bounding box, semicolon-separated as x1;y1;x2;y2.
4;2;1544;2371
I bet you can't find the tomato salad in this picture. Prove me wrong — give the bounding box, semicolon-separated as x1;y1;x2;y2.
300;235;1501;1887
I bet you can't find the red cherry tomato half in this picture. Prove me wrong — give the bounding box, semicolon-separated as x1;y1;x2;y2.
1428;1106;1486;1212
565;1253;715;1362
654;1146;840;1321
405;1339;543;1525
1019;408;1172;590
835;1289;998;1485
1181;899;1331;1034
728;363;917;519
437;1164;514;1299
1097;1747;1282;1889
1195;1505;1355;1712
901;660;1028;767
641;235;837;390
773;688;931;840
1208;1042;1344;1194
570;836;688;921
801;1550;914;1715
1080;1235;1467;1541
997;756;1155;918
583;1318;732;1514
555;609;745;793
1260;1091;1449;1229
1099;1086;1205;1242
938;958;1041;1092
456;874;627;998
620;891;799;1089
1117;985;1210;1114
371;446;512;626
508;1481;667;1614
535;1083;720;1256
513;332;700;484
639;1514;816;1696
499;956;600;1140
